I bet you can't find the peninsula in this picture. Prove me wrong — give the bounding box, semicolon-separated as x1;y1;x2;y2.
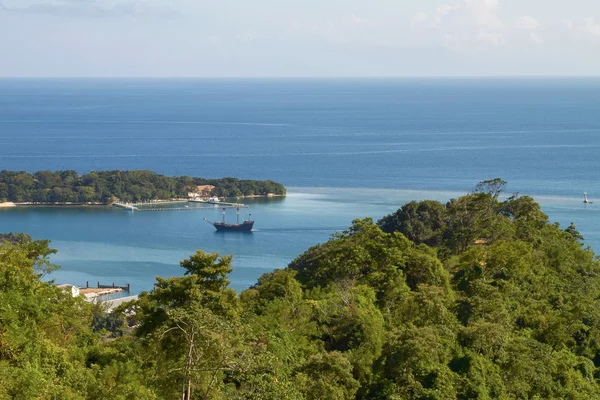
0;170;285;205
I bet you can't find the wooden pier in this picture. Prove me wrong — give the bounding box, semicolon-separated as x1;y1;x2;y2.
113;201;247;212
79;281;131;300
97;282;131;292
83;281;130;292
125;200;188;206
112;203;138;211
134;204;247;212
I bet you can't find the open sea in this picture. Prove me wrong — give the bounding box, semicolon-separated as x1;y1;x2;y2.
1;78;599;294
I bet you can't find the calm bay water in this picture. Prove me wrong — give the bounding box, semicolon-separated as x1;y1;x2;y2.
1;78;599;293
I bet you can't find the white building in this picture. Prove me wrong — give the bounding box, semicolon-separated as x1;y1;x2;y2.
56;284;80;297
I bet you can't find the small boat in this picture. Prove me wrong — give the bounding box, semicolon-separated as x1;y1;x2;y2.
204;207;254;232
584;192;593;204
207;196;221;204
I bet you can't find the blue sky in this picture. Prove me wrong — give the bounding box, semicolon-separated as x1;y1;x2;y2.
1;0;600;77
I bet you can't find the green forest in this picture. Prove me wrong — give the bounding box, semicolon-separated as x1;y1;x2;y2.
2;179;600;399
0;170;286;204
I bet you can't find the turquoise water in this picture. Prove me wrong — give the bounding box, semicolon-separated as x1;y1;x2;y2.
1;79;599;293
1;188;597;294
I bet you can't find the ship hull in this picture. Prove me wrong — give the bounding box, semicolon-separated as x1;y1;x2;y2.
212;221;254;232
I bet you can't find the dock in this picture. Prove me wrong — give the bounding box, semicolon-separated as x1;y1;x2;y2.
103;295;139;312
112;200;247;212
136;203;247;211
124;200;188;206
97;282;131;292
81;287;123;299
112;203;138;211
60;281;132;301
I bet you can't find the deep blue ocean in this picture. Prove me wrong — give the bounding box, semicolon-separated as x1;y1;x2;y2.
1;78;599;294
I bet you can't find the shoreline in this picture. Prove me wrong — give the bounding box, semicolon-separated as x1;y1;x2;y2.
0;194;285;209
4;202;109;208
1;187;591;209
236;193;285;198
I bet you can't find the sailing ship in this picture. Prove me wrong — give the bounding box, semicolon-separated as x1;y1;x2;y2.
204;207;254;232
584;192;593;204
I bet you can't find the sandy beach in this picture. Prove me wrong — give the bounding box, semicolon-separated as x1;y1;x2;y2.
0;202;16;208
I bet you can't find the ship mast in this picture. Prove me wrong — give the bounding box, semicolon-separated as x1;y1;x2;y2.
236;207;240;224
222;208;226;223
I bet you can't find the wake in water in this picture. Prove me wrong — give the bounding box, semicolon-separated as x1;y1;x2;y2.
253;227;345;233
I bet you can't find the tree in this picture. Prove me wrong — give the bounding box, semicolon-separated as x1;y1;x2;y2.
180;251;234;293
0;238;95;398
131;251;245;398
377;200;447;247
473;178;507;199
0;170;286;204
565;222;584;242
295;352;360;400
5;180;600;398
151;306;248;400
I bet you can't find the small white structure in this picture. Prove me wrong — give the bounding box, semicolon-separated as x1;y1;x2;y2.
57;284;80;297
188;185;216;199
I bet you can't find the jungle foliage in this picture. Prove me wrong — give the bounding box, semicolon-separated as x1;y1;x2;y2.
2;179;600;399
0;170;286;203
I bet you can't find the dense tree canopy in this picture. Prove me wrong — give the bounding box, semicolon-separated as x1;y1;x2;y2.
2;180;600;399
0;170;286;204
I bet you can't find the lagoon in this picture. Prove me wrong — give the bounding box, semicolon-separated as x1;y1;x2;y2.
1;187;598;294
1;78;600;293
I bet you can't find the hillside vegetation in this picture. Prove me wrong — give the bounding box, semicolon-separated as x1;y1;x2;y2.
2;179;600;399
0;170;286;204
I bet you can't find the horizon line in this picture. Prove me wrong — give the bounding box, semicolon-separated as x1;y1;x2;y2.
1;75;600;80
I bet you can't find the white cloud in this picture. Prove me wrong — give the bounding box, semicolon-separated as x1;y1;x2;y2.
286;14;387;46
516;16;541;30
0;0;180;18
464;0;501;27
349;14;371;26
476;30;504;46
410;11;428;28
206;35;223;47
581;18;600;36
514;16;543;44
412;0;504;50
431;4;460;26
529;32;543;44
5;0;600;77
560;18;600;41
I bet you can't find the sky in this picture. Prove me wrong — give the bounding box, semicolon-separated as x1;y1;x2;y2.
1;0;600;77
